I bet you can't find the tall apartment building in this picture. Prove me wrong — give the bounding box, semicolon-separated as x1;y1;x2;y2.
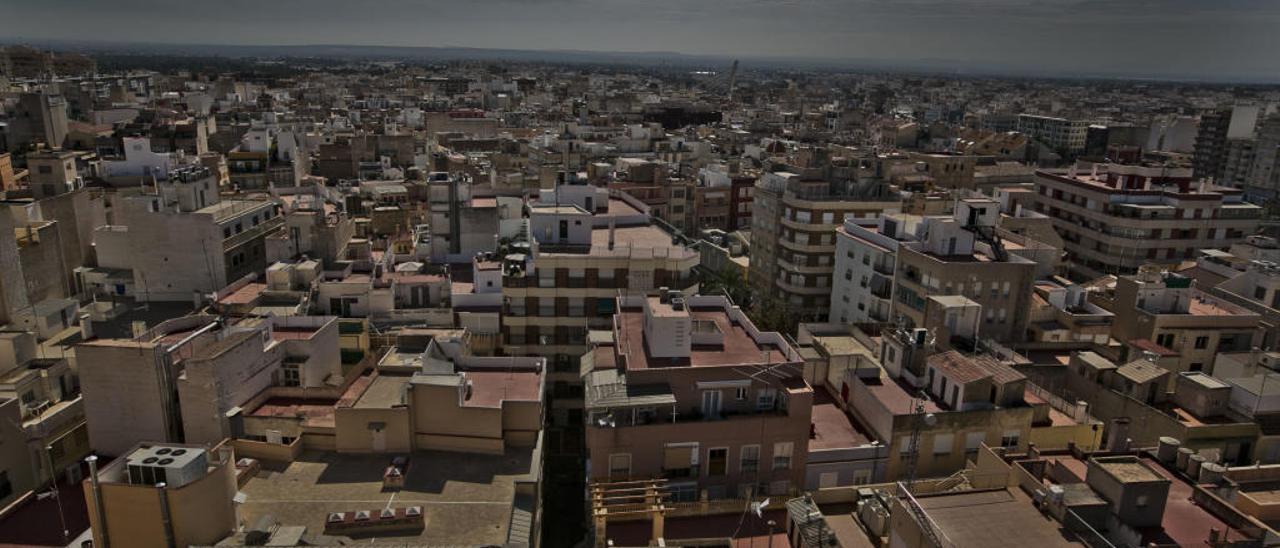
1193;108;1233;180
500;180;699;426
1033;164;1263;280
749;170;899;321
828;216;901;325
583;292;812;501
1018;113;1088;154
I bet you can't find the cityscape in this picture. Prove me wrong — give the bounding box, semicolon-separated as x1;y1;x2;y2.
0;4;1280;547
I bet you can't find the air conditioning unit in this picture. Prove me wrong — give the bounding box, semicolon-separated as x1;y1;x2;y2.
125;446;209;489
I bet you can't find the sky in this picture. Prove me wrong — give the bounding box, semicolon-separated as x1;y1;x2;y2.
2;0;1279;81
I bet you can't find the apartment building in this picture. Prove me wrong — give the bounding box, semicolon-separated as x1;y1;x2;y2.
1103;267;1260;386
500;186;699;428
583;292;812;501
1032;164;1263;280
89;165;283;302
829;216;901;325
750;170;899;320
1018;113;1088;153
892;200;1038;342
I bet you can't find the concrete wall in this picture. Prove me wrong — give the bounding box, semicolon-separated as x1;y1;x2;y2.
178;331;282;446
335;407;412;453
76;342;174;456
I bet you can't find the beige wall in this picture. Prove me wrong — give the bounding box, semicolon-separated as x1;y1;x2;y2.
76;342;174;457
86;448;237;548
335;407;412;453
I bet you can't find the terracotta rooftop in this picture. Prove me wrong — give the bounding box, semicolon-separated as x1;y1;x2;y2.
462;370;541;408
927;351;991;384
616;307;788;369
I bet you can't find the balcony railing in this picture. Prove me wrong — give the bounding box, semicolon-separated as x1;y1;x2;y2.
224;215;284;250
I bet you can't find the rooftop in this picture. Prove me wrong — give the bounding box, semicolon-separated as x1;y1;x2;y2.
461;370;542;408
810;389;874;451
616;306;788;369
237;449;535;546
913;488;1084;547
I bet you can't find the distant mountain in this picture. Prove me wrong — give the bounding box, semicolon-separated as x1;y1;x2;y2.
3;37;1276;84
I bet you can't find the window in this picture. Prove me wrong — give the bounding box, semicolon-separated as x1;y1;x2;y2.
1000;430;1020;449
608;454;631;479
740;445;760;474
282;363;301;387
0;471;9;500
933;433;954;455
756;388;777;410
965;432;986;454
1256;287;1267;301
707;448;728;476
1156;333;1175;348
772;442;793;470
1194;336;1209;350
735;387;748;401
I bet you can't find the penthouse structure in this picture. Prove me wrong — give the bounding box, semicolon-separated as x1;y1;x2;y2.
1033;164;1262;280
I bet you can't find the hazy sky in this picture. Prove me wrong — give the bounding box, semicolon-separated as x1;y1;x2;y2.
3;0;1279;80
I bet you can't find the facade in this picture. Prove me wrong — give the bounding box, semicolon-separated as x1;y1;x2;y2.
1032;164;1263;280
1105;267;1260;386
584;293;812;500
90;166;282;302
750;170;899;321
1018;113;1088;153
829;216;901;325
501;188;699;427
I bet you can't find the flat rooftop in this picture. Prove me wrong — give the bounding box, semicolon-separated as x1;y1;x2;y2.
237;449;534;546
463;370;541;408
353;374;410;408
810;390;874;451
861;375;942;415
915;488;1084;547
616;307;788;369
589;224;679;249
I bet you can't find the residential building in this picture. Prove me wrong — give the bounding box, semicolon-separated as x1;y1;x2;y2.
891;200;1038;342
88;165;282;302
1032;164;1263;280
1105;266;1260;385
1018;113;1089;154
500;187;699;427
583;292;812;500
750;169;899;321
